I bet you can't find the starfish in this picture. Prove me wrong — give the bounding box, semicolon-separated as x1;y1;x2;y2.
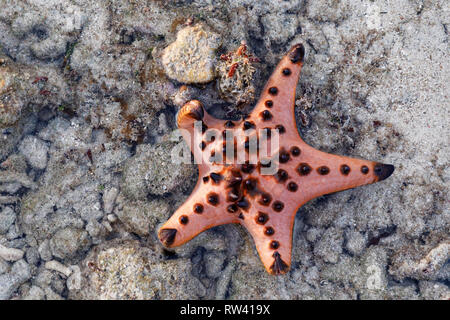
158;43;394;275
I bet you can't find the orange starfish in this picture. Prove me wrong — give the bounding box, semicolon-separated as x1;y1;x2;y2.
158;43;394;275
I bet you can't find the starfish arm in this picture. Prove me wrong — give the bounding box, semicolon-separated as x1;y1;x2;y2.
158;181;239;248
250;44;305;135
241;206;295;275
176;100;230;172
283;143;394;203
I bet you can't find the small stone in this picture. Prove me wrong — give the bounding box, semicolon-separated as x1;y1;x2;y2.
6;223;22;240
85;219;105;240
162;24;221;84
0;244;24;261
345;230;367;256
66;265;81;291
0;56;68;160
101;220;113;233
30;36;67;61
0;258;10;274
385;284;419;299
0;196;19;204
44;287;64;300
0;170;36;193
0;259;31;300
38;240;52;261
260;13;300;44
22;285;45;300
69;240;203;300
103;187;119;214
314;227;344;264
50;227;91;261
25;247;40;266
115;195;170;237
17;282;31;298
45;260;73;278
51;276;67;295
389;241;450;281
18;135;49;170
204;251;226;279
0;181;22;195
0;207;16;234
419;281;450;300
121;142;196;199
107;214;117;223
34;269;53;288
0;154;27;173
306;227;322;243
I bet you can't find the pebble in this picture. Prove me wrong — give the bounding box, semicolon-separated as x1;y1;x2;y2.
101;220;113;232
69;240;202;299
0;257;9;274
38;239;53;261
419;281;450;300
162;24;221;84
0;244;24;261
44;260;73;278
0;196;19;204
85;219;104;240
204;251;226;279
306;227;322;243
66;265;81;291
6;223;22;240
18;135;49;170
314;227;344;264
0;259;31;299
107;214;118;223
50;227;91;261
0;207;16;234
44;287;64;300
103;187;119;214
345;230;367;256
35;269;53;288
390;241;450;281
22;285;45;300
25;247;40;266
115;197;170;236
121;142;196;199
